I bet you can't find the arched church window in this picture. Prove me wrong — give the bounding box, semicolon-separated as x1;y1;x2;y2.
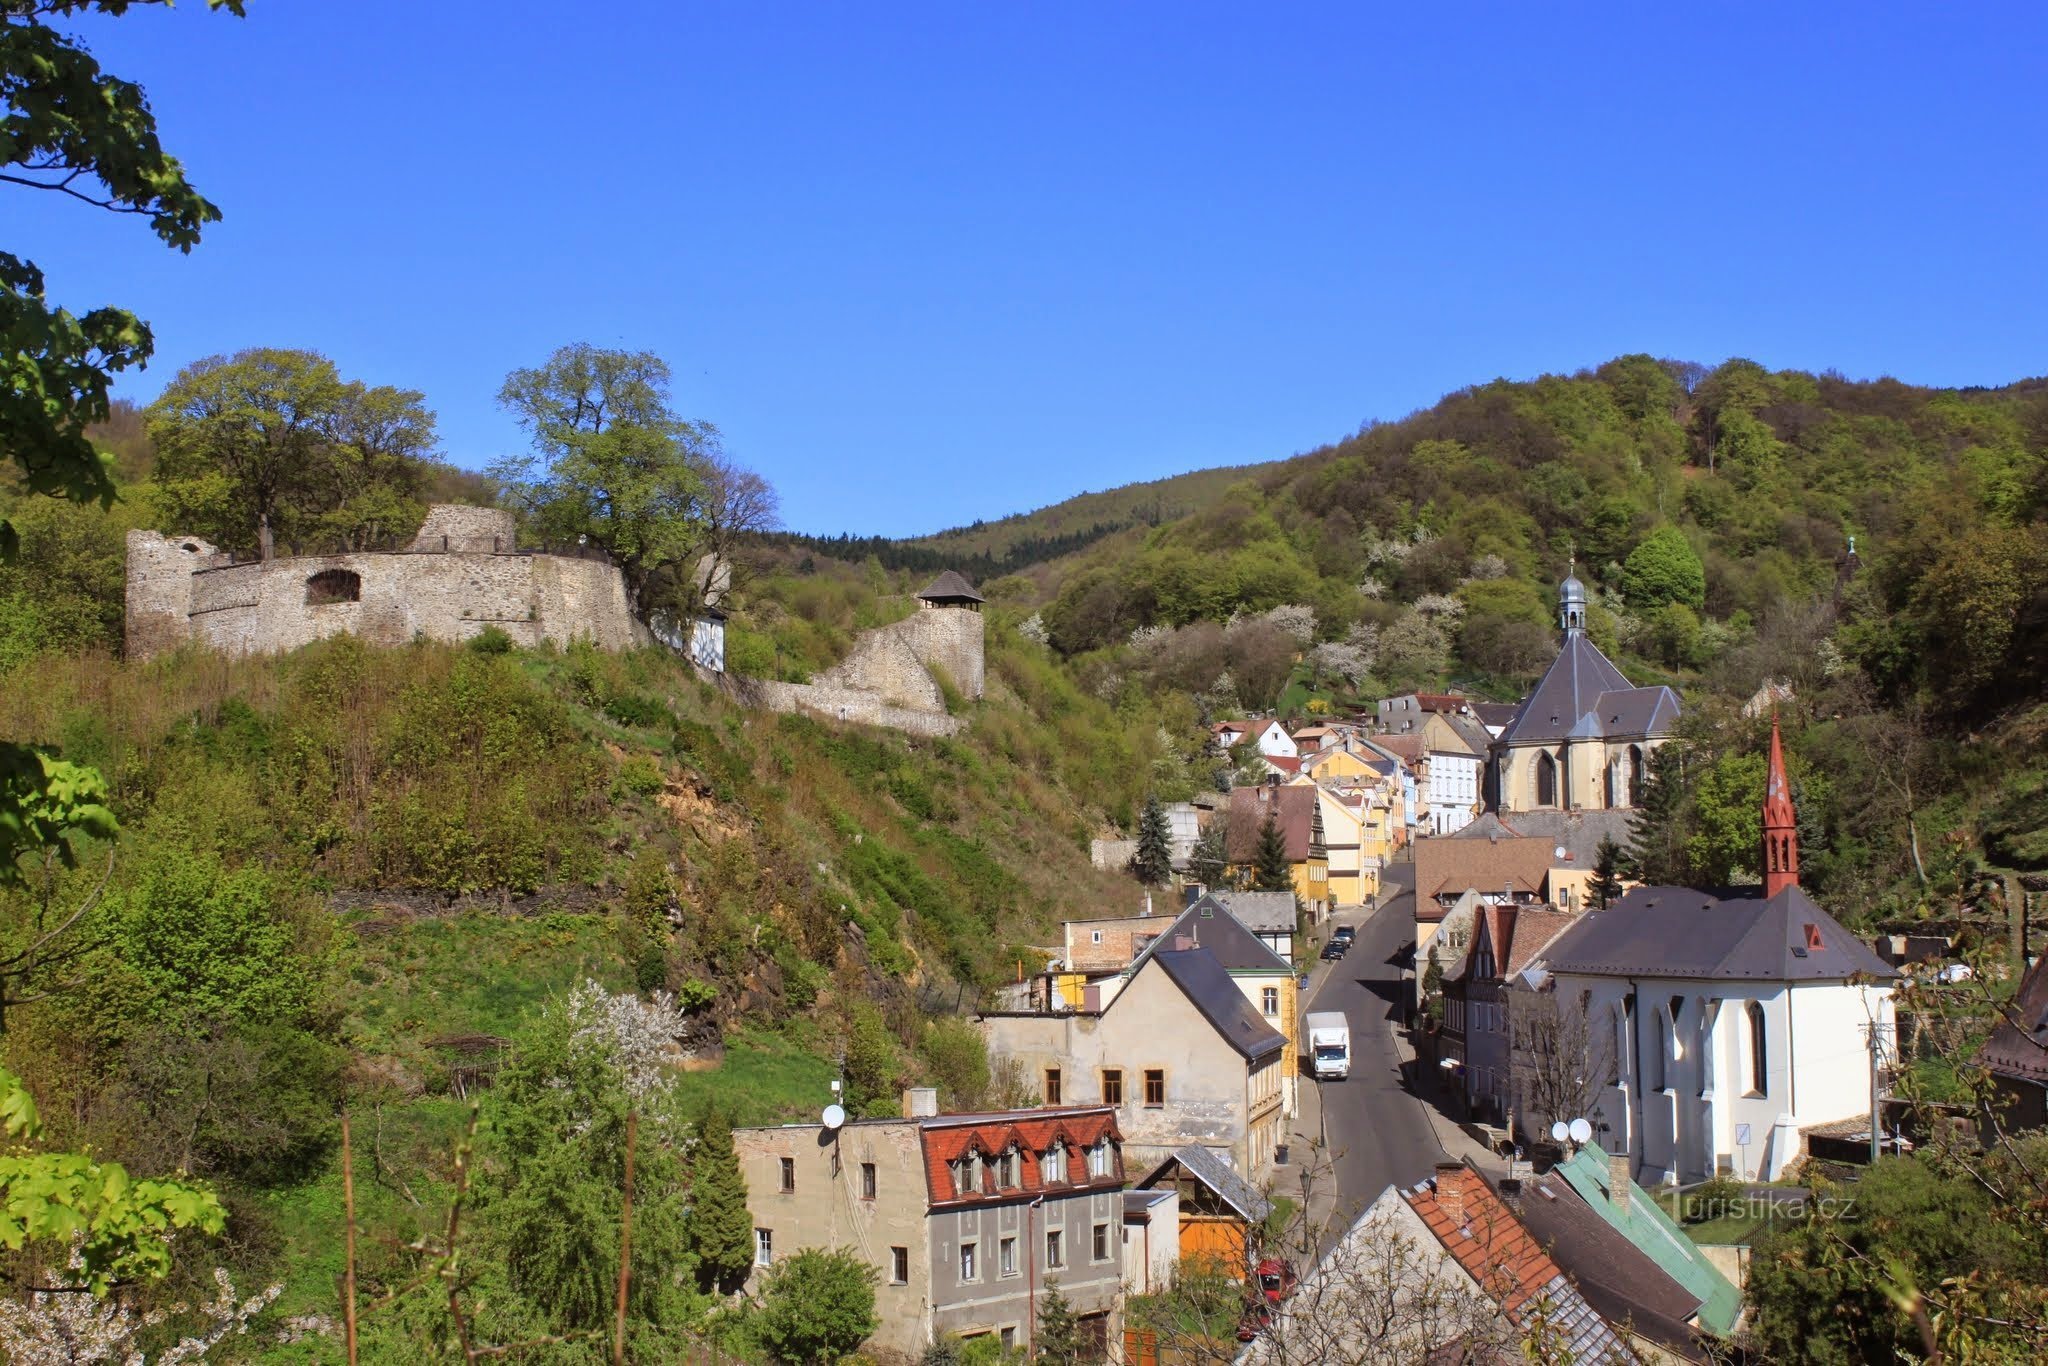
1535;752;1557;807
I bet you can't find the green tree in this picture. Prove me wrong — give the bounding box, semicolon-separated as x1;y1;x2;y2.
1251;809;1292;892
1131;792;1173;885
752;1247;879;1364
0;1065;224;1294
1189;818;1230;889
148;348;435;559
492;343;718;615
474;990;697;1342
1421;943;1444;1028
1588;836;1625;909
1627;743;1688;885
688;1103;754;1294
1620;527;1706;611
1034;1283;1086;1364
1032;1286;1097;1359
0;0;241;557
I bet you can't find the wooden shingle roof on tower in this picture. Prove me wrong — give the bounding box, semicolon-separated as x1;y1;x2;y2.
915;570;985;604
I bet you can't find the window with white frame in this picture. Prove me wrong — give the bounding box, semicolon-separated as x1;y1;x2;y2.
960;1241;978;1282
755;1228;772;1267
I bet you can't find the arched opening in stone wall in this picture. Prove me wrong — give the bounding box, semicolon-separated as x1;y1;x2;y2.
1534;751;1558;807
305;568;363;605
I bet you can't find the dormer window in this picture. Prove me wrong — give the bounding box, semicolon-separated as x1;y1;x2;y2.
1043;1143;1066;1184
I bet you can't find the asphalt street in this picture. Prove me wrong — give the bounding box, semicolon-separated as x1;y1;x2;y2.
1300;861;1446;1229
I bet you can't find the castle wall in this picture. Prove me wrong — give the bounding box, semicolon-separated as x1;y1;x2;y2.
896;606;985;699
409;504;517;553
126;522;646;662
742;678;964;739
815;629;946;711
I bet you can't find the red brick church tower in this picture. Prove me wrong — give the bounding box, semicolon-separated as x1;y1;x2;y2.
1763;714;1800;896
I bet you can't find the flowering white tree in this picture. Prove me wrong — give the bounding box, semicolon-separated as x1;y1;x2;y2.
0;1256;283;1365
564;978;688;1107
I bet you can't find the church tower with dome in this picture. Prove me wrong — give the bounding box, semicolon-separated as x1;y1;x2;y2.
1487;573;1680;814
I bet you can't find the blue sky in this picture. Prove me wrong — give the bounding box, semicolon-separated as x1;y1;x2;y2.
19;2;2047;534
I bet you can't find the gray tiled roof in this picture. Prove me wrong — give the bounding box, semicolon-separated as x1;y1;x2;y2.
1454;809;1637;867
1131;898;1290;975
1536;884;1898;982
1979;952;2048;1085
1149;949;1287;1060
914;569;985;602
1206;890;1297;936
1138;1143;1274;1223
1497;633;1678;746
1513;1171;1709;1361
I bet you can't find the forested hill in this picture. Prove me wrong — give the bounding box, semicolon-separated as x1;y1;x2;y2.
819;355;2048;930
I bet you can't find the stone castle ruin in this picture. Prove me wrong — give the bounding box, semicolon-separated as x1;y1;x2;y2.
125;506;985;738
125;505;647;661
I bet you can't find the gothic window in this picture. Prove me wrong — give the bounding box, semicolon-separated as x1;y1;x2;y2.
1747;1001;1769;1096
1535;752;1558;808
1630;746;1647;806
305;568;362;605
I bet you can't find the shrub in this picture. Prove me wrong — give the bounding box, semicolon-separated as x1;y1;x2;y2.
467;625;514;655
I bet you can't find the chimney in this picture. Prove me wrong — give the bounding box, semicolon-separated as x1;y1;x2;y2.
1607;1152;1631;1213
1143;892;1153;918
1434;1162;1467;1224
1497;1178;1523;1214
901;1087;939;1119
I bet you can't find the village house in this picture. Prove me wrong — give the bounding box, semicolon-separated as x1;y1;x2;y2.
1289;776;1374;908
1248;719;1298;759
1224;782;1330;922
1454;808;1637;912
1134;1144;1275;1277
1376;691;1471;734
1515;720;1897;1182
1509;1149;1742;1360
1448;904;1578;1127
1202;889;1298;962
979;945;1288;1177
1047;896;1302;1119
1258;1163;1631;1363
1413;833;1557;951
1490;575;1680;816
1539;1144;1744;1342
733;1094;1128;1359
1361;733;1426;845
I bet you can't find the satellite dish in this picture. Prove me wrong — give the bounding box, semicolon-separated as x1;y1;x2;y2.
822;1104;846;1131
1568;1117;1593;1145
1551;1121;1570;1143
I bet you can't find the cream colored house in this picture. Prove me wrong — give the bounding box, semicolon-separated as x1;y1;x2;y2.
980;945;1288;1177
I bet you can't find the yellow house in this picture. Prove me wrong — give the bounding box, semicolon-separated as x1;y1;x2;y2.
1223;784;1330;922
1299;748;1401;901
1291;775;1375;907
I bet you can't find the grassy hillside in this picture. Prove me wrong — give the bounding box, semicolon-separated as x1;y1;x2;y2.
0;585;1183;1353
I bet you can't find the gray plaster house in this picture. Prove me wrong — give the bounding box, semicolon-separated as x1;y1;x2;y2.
734;1096;1126;1361
979;945;1288;1178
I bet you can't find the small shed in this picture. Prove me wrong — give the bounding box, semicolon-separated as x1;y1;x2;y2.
1137;1144;1273;1277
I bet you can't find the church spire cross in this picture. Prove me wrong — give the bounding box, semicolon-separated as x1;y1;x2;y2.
1762;712;1800;897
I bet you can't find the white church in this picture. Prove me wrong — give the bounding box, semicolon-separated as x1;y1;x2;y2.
1515;718;1897;1183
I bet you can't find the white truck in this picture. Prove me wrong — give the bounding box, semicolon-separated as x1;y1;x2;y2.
1306;1011;1351;1080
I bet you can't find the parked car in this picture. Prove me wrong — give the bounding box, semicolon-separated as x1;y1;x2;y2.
1320;937;1349;961
1332;924;1357;945
1255;1258;1298;1302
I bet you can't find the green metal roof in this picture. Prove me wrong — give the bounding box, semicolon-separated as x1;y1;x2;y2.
1555;1144;1744;1336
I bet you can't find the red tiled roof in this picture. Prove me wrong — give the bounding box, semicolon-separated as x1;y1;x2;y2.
1413;692;1469;711
1502;908;1578;976
1405;1167;1562;1317
1225;784;1322;863
1264;755;1303;774
1415;837;1554;903
919;1106;1124;1210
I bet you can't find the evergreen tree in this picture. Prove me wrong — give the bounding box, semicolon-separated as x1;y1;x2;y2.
1131;792;1173;885
1589;836;1625;908
1251;809;1293;893
1627;743;1689;884
1034;1283;1086;1365
687;1103;754;1293
1190;819;1230;890
1421;943;1444;1029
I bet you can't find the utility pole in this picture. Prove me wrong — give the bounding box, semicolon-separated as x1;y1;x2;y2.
1867;1019;1892;1166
